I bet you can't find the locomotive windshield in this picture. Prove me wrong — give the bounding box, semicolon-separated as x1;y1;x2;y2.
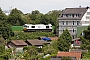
23;25;29;28
23;25;27;27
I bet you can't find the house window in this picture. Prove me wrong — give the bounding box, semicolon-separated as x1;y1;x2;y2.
62;21;64;25
77;21;79;25
66;14;68;17
62;28;64;32
66;21;68;25
73;36;74;39
86;16;89;19
73;29;74;33
73;21;74;25
72;14;74;17
87;12;90;15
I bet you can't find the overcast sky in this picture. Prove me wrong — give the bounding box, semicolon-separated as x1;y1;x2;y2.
0;0;90;14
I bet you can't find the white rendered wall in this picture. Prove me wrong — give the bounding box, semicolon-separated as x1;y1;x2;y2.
81;8;90;26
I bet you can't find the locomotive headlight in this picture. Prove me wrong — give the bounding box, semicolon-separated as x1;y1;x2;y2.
23;28;27;30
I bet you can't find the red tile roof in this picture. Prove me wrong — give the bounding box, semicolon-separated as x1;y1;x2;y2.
57;51;82;59
11;40;27;46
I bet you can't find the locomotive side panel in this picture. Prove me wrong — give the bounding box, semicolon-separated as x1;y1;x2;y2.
23;24;52;32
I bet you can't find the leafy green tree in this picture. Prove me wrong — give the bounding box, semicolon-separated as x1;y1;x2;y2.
80;25;90;50
30;10;39;20
42;45;58;55
46;10;61;26
7;8;25;25
23;46;38;60
0;8;13;40
0;45;5;54
0;8;7;21
0;24;14;40
21;14;31;24
29;10;44;24
46;10;62;34
83;30;90;40
57;28;72;51
0;45;11;60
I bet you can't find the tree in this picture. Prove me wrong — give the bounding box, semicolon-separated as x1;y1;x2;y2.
42;45;58;55
57;28;72;51
23;46;38;60
7;8;25;26
80;25;90;50
83;25;90;40
46;10;61;26
0;45;11;60
0;8;13;40
29;10;44;24
0;8;7;21
46;10;62;34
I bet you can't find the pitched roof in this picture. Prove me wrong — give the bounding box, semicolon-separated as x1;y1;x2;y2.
70;49;88;53
72;38;82;46
72;38;80;41
49;37;58;40
57;52;82;59
59;7;87;20
63;8;87;14
73;41;82;46
39;40;51;44
26;40;43;46
10;40;27;46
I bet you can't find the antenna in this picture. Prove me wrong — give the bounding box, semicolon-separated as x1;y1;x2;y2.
9;6;12;12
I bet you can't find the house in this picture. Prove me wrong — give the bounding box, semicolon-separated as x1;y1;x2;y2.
57;51;82;60
58;6;90;39
69;49;88;53
26;40;46;48
49;37;58;40
7;40;28;52
50;56;76;60
71;38;82;48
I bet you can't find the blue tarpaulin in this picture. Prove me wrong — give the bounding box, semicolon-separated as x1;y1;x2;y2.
42;37;51;41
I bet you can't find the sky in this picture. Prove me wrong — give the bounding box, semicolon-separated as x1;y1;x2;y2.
0;0;90;14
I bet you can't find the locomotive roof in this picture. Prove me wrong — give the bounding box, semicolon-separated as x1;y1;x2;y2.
24;24;52;26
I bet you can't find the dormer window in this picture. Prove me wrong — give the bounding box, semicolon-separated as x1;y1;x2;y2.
72;14;74;17
76;14;78;17
66;14;68;17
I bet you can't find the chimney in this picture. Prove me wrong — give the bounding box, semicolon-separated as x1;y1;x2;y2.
86;6;89;9
79;6;81;8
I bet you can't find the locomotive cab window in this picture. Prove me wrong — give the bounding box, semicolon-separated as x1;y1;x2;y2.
46;26;49;28
31;26;35;28
24;25;27;27
27;26;29;28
